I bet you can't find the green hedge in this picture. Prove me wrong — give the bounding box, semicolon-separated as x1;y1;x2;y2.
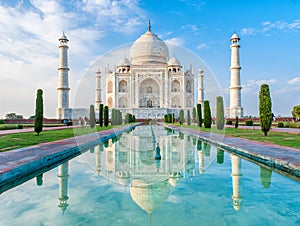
226;120;233;125
245;120;254;126
277;122;284;128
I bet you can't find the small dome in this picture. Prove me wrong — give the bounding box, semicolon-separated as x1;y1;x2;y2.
198;68;204;73
230;32;240;41
118;56;130;66
130;25;169;65
168;57;181;66
59;33;68;41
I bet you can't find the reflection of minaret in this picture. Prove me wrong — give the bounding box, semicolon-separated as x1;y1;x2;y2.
198;150;204;174
95;144;103;175
231;154;242;211
197;139;204;174
197;68;204;105
95;68;102;111
58;162;69;213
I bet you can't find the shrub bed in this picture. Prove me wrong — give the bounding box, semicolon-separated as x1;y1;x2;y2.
245;120;254;126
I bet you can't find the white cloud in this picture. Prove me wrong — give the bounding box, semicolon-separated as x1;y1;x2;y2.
246;79;276;87
240;27;257;36
288;77;300;84
241;19;300;36
181;24;200;35
165;37;185;47
197;43;208;50
243;79;276;94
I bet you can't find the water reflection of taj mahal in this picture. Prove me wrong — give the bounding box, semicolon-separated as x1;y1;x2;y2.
57;125;253;215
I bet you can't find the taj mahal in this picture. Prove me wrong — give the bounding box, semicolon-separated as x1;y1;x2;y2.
56;22;243;120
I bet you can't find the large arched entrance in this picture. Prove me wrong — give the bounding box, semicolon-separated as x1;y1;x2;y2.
139;78;160;108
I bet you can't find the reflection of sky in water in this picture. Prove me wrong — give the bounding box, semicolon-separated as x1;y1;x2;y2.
0;125;300;225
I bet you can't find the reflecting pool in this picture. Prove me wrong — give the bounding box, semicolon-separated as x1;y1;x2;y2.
0;125;300;226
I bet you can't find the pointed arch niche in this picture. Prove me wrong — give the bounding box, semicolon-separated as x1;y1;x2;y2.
172;96;180;108
171;80;180;92
107;81;113;93
119;96;128;108
119;80;127;93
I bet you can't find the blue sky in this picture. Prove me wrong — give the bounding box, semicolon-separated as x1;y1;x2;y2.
1;0;300;118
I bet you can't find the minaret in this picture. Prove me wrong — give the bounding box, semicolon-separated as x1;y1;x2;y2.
231;154;242;211
56;33;71;119
58;162;69;213
229;32;243;118
197;68;204;105
95;68;102;111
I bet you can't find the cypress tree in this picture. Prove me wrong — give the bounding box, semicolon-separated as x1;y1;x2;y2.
187;109;191;126
179;109;184;125
203;100;212;128
197;103;203;127
89;105;96;128
111;109;115;126
235;116;239;131
192;107;197;123
99;104;103;127
216;96;224;130
259;84;272;136
34;89;43;135
104;106;109;127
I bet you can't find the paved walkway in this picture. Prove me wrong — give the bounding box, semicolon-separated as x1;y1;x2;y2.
166;124;300;180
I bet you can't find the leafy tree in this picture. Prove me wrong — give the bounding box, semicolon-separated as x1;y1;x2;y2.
197;103;203;127
292;104;300;119
104;106;109;127
216;96;224;130
259;84;272;136
179;109;184;125
5;113;23;119
34;89;44;135
89;105;96;128
235;116;239;131
192;107;197;123
99;104;104;127
203;100;212;128
187;109;191;126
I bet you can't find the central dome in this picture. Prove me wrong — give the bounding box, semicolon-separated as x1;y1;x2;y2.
130;24;169;65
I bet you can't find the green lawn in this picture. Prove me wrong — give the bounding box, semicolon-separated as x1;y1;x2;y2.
0;125;114;152
170;123;300;149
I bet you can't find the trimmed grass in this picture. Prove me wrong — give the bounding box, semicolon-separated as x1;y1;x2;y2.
0;125;114;152
0;124;65;130
170;123;300;149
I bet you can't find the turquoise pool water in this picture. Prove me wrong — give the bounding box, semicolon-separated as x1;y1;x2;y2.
0;125;299;226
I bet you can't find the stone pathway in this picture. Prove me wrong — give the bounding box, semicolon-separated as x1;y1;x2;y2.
166;124;300;180
0;124;138;192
